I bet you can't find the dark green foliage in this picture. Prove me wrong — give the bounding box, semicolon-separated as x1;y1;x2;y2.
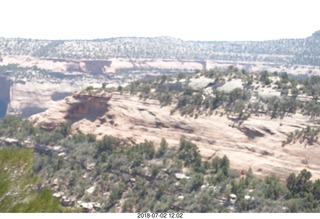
287;173;298;196
212;155;230;175
96;135;125;154
156;138;168;158
230;178;247;198
142;140;156;159
87;133;97;143
85;86;94;92
117;85;123;92
291;87;299;97
287;169;313;198
106;182;126;210
58;122;71;137
210;155;231;183
190;174;204;192
132;140;156;160
178;136;201;169
33;122;71;145
312;179;320;200
263;174;286;200
72;132;87;143
260;71;272;85
287;199;299;212
264;96;299;118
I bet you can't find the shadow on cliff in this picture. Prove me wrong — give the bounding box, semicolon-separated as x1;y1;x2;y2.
0;99;8;118
0;77;13;118
64;94;112;123
65;102;109;122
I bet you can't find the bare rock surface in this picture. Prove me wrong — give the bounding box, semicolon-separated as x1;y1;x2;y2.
29;93;320;180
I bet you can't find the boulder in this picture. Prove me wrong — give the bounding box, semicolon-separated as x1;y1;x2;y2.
229;194;237;199
61;196;75;207
4;138;19;145
52;178;59;186
229;194;237;204
93;203;102;210
52;191;64;198
86;162;96;171
86;186;95;194
174;173;190;180
201;184;207;190
58;152;66;157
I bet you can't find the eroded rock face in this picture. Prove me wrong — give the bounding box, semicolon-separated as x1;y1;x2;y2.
6;80;82;117
0;99;8;118
0;77;12;118
29;93;320;180
65;93;112;120
29;92;112;130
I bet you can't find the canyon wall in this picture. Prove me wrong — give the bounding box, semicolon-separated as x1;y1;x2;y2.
6;80;86;117
0;77;12;118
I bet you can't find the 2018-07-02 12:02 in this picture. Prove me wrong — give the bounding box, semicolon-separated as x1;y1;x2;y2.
137;212;183;218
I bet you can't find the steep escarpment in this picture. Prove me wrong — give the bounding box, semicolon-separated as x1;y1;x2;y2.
1;55;206;74
0;77;12;118
1;56;113;75
7;80;82;117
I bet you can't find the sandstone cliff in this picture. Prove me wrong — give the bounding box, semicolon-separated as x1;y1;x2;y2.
29;92;320;180
6;80;85;117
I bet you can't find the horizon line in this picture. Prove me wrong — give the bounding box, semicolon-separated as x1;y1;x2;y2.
0;32;317;43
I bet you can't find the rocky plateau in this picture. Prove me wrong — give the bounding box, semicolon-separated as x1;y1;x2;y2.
29;92;320;181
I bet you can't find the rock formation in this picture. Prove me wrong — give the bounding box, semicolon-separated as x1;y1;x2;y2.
29;92;320;180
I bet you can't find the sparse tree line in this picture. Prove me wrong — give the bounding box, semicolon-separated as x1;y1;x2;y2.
282;126;320;147
123;69;320;122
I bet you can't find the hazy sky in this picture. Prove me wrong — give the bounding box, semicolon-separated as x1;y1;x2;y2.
1;0;319;41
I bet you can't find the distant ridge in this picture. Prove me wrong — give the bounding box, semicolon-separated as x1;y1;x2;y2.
1;31;320;66
312;30;320;37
